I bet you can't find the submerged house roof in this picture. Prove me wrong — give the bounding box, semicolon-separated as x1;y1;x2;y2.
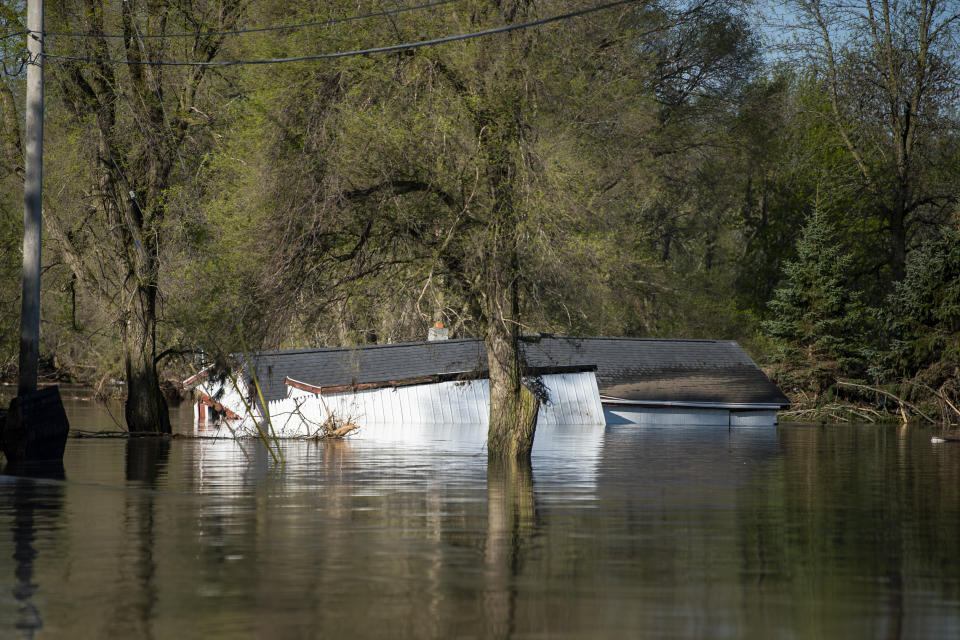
241;336;789;410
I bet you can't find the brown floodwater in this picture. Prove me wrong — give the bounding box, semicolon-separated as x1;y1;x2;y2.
1;399;959;638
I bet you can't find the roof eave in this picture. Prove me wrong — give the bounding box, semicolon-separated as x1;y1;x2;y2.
600;397;790;411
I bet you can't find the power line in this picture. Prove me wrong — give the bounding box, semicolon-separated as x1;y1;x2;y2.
42;0;638;67
37;0;459;40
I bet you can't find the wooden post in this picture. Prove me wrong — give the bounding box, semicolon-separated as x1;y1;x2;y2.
18;0;44;396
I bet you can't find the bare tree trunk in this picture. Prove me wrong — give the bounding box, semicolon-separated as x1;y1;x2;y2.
888;198;908;283
480;168;539;455
474;56;541;459
485;279;538;460
122;283;170;433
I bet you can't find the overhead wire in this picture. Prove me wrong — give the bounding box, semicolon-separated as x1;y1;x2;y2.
0;26;27;76
37;0;460;39
2;57;27;76
41;0;639;67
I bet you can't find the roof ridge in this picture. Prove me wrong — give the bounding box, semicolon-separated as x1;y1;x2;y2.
252;337;483;357
248;335;735;358
532;336;730;343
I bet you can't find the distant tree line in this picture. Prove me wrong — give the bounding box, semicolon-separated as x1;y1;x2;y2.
0;0;956;430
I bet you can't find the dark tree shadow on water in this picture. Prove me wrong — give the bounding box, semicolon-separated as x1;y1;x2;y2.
4;460;66;640
484;456;539;640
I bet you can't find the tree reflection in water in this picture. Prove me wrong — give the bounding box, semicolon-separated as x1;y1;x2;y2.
121;437;171;639
5;460;65;640
485;456;538;640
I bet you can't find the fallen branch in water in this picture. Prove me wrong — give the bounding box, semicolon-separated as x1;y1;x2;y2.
835;381;937;424
71;430;219;439
919;382;960;422
942;392;960;420
779;403;883;423
287;397;360;439
327;424;359;438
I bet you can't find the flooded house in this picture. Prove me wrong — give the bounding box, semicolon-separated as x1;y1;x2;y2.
185;335;788;437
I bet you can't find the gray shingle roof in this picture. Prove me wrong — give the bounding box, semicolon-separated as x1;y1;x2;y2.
244;336;788;408
248;338;487;405
521;337;789;407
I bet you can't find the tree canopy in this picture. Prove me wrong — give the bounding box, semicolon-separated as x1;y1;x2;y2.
0;0;958;426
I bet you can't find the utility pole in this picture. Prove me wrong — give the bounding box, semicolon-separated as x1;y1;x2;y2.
1;0;70;467
19;0;44;396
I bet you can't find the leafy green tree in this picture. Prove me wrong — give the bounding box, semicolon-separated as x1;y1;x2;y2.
733;70;834;313
777;0;960;285
0;194;20;377
43;0;245;431
762;210;868;395
234;0;761;457
0;2;25;378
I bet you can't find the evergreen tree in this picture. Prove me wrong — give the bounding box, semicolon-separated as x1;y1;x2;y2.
762;211;867;395
882;225;960;389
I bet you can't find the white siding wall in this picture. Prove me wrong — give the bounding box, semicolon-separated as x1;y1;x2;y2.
286;385;315;399
199;370;779;437
730;409;779;426
604;406;779;427
193;376;251;425
228;371;605;438
604;406;728;426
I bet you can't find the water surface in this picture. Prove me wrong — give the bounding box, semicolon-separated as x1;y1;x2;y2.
1;401;959;638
